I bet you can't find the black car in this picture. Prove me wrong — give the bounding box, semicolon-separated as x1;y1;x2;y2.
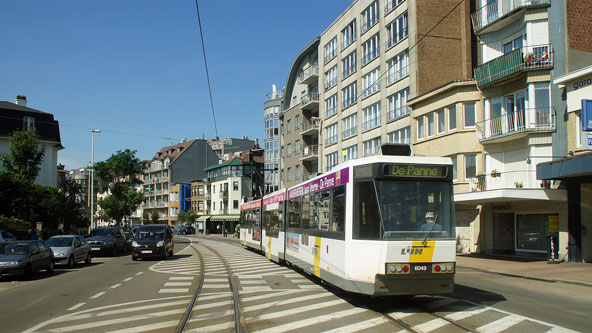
184;225;196;234
124;230;135;252
131;225;174;260
86;227;126;256
0;240;55;279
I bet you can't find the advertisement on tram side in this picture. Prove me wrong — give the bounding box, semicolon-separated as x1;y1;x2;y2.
287;232;299;253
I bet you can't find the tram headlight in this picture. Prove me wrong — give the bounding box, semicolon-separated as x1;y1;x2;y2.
446;263;454;272
387;263;409;274
388;264;397;273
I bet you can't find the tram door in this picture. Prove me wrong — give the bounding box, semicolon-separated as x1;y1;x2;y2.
494;213;515;254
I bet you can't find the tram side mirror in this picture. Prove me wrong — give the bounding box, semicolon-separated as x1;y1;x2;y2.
381;143;411;156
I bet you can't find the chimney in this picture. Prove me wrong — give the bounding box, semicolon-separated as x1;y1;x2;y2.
272;84;277;98
15;95;27;107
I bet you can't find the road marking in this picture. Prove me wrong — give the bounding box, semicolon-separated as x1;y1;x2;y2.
185;321;234;332
424;297;457;309
445;305;488;320
170;276;194;281
413;318;450;332
321;317;391;333
241;286;272;291
203;278;226;282
57;299;191;322
246;299;346;322
123;277;133;282
388;308;419;319
90;292;106;299
67;303;85;311
158;288;189;293
105;320;179;333
240;289;303;302
202;284;229;288
192;300;233;310
164;282;192;287
243;292;332;312
135;272;143;276
478;314;525;333
256;307;368;333
110;284;121;289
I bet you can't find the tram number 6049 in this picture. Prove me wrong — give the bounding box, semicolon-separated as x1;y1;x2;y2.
411;264;431;274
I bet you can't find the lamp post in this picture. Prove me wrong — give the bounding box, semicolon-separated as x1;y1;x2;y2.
90;129;101;230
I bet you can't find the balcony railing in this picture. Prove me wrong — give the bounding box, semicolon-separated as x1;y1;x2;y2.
361;17;379;35
386;28;408;49
301;92;319;110
324;78;338;91
472;0;551;33
325;134;338;147
386;65;409;85
387;105;410;122
204;193;211;200
301;145;319;161
362;47;380;66
363;117;381;132
468;169;550;192
475;107;556;143
342;127;358;140
385;0;405;15
474;44;553;87
300;119;320;136
298;65;319;85
219;190;228;199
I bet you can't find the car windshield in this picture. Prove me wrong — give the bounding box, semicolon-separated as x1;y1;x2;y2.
137;229;165;240
0;242;30;255
46;237;73;247
90;229;116;237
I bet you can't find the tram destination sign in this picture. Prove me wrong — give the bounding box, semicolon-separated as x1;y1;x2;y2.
383;164;448;178
288;168;350;200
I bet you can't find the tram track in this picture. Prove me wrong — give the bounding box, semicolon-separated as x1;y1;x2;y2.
176;238;242;332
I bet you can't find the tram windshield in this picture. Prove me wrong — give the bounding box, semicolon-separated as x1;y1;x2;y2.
354;180;455;240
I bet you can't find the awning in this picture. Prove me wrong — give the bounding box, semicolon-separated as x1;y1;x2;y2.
196;215;211;222
210;214;240;222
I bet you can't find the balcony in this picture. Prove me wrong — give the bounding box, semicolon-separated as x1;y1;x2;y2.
342;127;358;140
474;44;553;88
301;145;319;162
387;106;411;122
471;0;550;34
475;107;556;143
301;92;319;111
298;65;319;85
468;169;550;192
363;117;381;132
324;134;338;147
362;47;380;66
219;190;228;199
300;119;320;136
204;193;211;200
386;65;409;86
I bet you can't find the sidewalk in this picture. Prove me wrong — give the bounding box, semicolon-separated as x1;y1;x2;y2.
456;254;592;288
195;234;592;288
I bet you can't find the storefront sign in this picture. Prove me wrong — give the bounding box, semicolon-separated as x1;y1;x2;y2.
573;77;592;91
583;99;592;131
549;216;559;232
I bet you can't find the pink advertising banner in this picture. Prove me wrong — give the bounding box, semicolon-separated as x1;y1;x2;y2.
287;168;349;200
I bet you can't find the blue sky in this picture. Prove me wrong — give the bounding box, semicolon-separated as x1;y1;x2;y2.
1;0;353;169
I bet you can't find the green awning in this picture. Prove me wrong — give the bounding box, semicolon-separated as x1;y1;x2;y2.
196;215;211;222
210;214;240;222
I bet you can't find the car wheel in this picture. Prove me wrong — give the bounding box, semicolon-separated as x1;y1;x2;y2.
47;260;55;273
163;249;168;260
67;256;75;268
23;264;32;280
132;256;137;261
112;246;118;257
85;253;92;265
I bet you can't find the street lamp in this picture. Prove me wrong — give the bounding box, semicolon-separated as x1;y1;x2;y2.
90;129;101;230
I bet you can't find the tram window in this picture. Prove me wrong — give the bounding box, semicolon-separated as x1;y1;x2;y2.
264;209;279;238
354;181;382;239
301;194;311;229
309;193;320;230
287;198;301;229
331;186;345;233
318;191;330;231
253;208;261;228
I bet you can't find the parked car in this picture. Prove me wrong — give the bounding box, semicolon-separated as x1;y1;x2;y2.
0;230;17;242
86;227;126;256
124;230;135;252
0;240;54;279
184;225;196;234
131;224;174;261
46;235;91;267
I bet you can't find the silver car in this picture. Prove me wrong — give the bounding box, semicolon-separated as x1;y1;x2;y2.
0;230;17;242
46;235;91;267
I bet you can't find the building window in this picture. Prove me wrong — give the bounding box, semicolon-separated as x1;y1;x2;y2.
325;123;339;146
343;144;358;162
387;127;410;144
451;155;457;180
233;181;239;191
287;143;292;157
326;152;339;172
427;113;435;137
342;83;357;109
386;11;408;49
287;119;292;133
362;67;381;98
361;1;379;34
387;87;410;122
324;37;337;64
464;102;476;128
342;113;358;139
233;200;239;209
363;137;382;156
341;20;357;50
417;117;425;140
23;116;35;131
362;33;380;66
363;102;381;131
437;109;446;134
386;0;405;14
287;167;292;181
389;49;409;85
342;51;357;79
325;93;338;118
465;154;477;179
198;201;204;211
449;104;457;130
198;185;204;196
295;115;300;129
295;140;300;154
295;165;300;179
325;65;338;90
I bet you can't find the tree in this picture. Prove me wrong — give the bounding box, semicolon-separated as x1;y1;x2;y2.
177;210;197;225
142;210;150;225
94;149;145;224
150;211;159;224
55;178;89;232
0;130;45;184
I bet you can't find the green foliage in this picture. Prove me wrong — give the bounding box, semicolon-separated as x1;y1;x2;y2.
142;210;150;225
0;130;45;184
56;178;88;231
177;210;197;224
150;210;159;224
94;149;145;223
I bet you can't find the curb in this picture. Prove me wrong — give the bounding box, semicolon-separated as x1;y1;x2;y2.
458;265;592;288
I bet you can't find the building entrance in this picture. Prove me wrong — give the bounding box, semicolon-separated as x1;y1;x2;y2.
494;213;515;254
581;183;592;262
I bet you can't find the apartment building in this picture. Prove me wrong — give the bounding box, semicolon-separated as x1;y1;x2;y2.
316;0;475;173
263;85;282;193
142;139;218;225
68;167;101;223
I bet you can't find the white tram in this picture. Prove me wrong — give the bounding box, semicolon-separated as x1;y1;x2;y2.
240;154;456;296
